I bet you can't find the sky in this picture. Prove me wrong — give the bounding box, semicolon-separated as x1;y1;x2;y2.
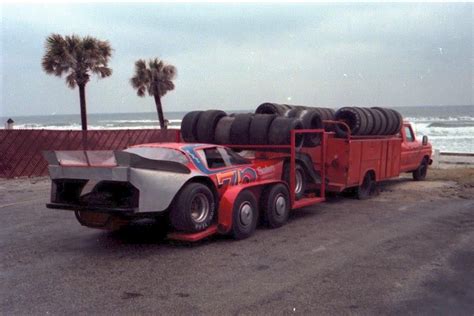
0;3;473;117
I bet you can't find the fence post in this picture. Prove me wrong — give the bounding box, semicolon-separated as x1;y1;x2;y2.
433;149;440;169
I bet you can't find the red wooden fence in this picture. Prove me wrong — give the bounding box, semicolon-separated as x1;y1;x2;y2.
0;129;181;179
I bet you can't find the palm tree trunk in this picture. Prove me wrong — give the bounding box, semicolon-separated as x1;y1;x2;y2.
78;84;88;131
78;83;88;149
153;94;166;129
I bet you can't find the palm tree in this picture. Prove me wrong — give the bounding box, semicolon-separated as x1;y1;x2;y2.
130;58;177;129
41;34;112;131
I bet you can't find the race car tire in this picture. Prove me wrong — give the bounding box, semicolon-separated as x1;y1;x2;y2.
370;107;385;135
298;110;323;146
372;107;392;135
392;109;403;135
283;162;306;200
181;111;203;142
214;116;234;145
360;107;375;135
255;102;291;116
169;182;216;233
268;117;304;147
230;113;254;145
335;107;362;137
232;190;259;240
248;114;276;145
196;110;226;143
261;183;290;228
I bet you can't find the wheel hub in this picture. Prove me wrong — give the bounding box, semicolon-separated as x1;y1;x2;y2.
190;193;210;223
295;170;303;194
239;202;253;226
275;194;287;216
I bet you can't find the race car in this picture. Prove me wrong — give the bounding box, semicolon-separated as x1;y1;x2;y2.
44;142;319;239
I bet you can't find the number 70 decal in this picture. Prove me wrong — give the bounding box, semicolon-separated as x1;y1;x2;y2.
216;167;257;188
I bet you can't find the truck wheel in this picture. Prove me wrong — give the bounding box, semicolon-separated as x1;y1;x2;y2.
232;190;259;240
181;111;203;142
357;172;376;200
196;110;226;143
413;159;428;181
261;184;290;228
249;114;277;144
169;183;215;233
283;163;306;200
215;116;234;144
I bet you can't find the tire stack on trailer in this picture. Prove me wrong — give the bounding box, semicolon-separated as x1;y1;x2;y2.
181;109;306;147
334;107;403;137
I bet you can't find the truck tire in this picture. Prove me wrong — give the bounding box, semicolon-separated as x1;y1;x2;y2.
215;116;234;144
283;162;306;200
372;107;393;135
255;103;290;115
392;109;403;135
196;110;226;143
296;110;323;146
230;114;254;145
249;114;276;145
335;107;362;137
169;182;216;233
413;158;428;181
181;111;203;142
261;183;290;228
357;172;376;200
232;190;259;240
360;108;375;135
268;117;304;147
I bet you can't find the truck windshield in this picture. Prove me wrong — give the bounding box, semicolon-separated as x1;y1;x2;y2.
125;147;189;165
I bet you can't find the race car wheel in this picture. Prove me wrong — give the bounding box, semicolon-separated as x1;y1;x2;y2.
248;114;276;145
357;172;376;200
261;183;290;228
169;182;215;233
283;163;306;200
232;190;258;240
196;110;226;143
268;117;304;147
230;113;253;145
413;158;428;181
181;111;203;142
215;116;234;145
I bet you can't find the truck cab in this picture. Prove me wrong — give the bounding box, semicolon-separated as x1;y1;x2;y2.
399;122;432;178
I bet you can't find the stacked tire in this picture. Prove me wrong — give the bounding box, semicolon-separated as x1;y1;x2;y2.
255;102;336;132
181;110;305;147
334;107;402;137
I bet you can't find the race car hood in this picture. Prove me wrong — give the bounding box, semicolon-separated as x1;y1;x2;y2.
44;150;197;213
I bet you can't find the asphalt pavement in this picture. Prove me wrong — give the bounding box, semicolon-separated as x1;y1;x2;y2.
0;177;473;315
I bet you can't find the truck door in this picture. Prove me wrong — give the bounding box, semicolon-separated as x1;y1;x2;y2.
400;124;421;172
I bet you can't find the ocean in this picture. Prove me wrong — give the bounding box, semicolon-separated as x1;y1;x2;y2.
1;105;473;153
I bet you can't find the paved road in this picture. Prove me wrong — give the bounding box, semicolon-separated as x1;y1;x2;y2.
1;178;473;315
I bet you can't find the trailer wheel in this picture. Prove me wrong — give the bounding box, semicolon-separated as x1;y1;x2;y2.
169;183;215;233
413;158;428;181
181;111;203;142
357;172;376;200
283;163;306;200
261;184;290;228
232;190;259;240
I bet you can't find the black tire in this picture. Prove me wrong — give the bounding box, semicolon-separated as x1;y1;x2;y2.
261;183;291;228
370;108;386;135
249;114;276;145
296;110;323;146
360;108;375;135
230;114;254;145
284;108;300;118
231;190;259;240
283;163;306;200
181;111;203;142
413;158;428;181
372;107;394;135
357;172;376;200
169;182;216;233
268;117;304;147
215;116;234;145
196;110;226;143
335;107;363;137
391;109;403;135
255;103;289;115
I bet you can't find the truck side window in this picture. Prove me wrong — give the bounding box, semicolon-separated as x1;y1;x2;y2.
203;148;226;169
405;126;414;142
